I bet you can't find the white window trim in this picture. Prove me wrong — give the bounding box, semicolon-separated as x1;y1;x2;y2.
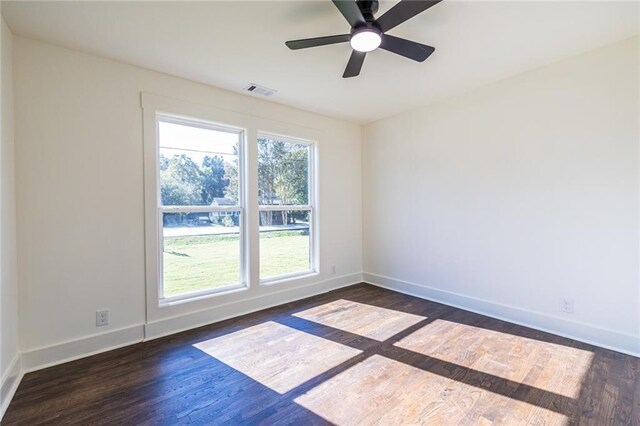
142;93;323;324
257;132;318;285
157;114;247;304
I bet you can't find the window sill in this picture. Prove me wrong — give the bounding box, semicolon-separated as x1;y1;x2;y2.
159;284;248;308
259;270;319;287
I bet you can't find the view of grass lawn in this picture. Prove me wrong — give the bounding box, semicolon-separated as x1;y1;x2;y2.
163;230;309;297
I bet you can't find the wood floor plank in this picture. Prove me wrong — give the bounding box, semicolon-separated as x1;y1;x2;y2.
2;283;638;425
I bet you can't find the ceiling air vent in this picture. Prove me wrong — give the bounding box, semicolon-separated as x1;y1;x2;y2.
243;83;277;97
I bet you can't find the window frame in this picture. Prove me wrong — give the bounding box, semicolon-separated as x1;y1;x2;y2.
257;132;317;284
155;113;248;304
143;93;322;318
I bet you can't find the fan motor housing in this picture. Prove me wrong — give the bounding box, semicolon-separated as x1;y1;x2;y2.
356;0;379;21
350;25;382;39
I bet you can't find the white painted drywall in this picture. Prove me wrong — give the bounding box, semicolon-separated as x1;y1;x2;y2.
8;28;640;371
363;37;640;354
1;15;20;414
13;37;362;354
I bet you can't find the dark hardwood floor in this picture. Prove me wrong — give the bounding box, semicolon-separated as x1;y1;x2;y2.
3;284;639;425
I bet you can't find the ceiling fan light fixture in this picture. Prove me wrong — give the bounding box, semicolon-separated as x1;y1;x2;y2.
285;0;442;77
350;28;382;52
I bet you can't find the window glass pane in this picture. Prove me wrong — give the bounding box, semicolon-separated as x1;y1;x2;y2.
260;210;311;279
258;137;309;206
159;120;240;206
162;212;241;298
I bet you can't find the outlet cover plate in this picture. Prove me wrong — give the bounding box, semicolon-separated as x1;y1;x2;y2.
559;299;574;314
96;309;109;326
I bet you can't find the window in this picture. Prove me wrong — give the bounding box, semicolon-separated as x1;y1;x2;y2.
157;115;245;301
258;134;315;282
144;94;320;309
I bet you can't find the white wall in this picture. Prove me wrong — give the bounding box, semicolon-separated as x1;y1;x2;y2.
0;16;20;416
13;37;362;366
363;37;640;355
7;26;639;377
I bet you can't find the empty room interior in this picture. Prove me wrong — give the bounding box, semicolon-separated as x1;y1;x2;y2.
0;0;639;424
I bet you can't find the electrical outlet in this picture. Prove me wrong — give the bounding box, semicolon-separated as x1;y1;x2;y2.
331;265;337;275
96;309;109;326
559;299;574;314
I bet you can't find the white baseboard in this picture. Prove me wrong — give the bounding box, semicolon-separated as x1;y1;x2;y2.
145;272;363;340
0;354;23;421
20;325;145;374
364;272;639;357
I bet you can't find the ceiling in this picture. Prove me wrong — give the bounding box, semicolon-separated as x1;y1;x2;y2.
2;1;638;123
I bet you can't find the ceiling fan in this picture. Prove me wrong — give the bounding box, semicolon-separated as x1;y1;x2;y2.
285;0;442;78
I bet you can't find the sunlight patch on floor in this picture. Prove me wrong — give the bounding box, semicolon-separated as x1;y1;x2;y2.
394;319;594;399
293;299;426;341
295;354;567;425
193;321;361;394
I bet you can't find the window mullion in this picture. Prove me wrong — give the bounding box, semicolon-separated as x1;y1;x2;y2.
159;206;242;214
258;205;311;212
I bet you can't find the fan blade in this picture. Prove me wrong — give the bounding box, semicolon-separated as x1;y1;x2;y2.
375;0;442;33
286;34;350;50
332;0;366;28
380;34;435;62
343;50;366;78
